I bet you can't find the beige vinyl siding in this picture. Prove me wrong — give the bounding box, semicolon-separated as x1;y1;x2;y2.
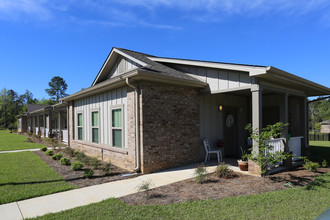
74;87;128;148
107;56;141;79
167;64;253;93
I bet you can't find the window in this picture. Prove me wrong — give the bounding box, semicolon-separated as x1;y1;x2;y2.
111;108;123;147
77;113;83;140
92;111;99;143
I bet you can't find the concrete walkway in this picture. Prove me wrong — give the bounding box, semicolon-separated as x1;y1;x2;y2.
0;163;249;220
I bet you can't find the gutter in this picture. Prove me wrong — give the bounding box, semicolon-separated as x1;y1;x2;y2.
125;78;141;172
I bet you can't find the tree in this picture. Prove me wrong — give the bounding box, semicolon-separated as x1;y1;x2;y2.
45;76;68;103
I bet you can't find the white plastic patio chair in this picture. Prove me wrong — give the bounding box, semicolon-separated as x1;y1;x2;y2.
203;139;223;164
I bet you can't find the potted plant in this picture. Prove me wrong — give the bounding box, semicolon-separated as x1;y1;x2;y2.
237;147;249;171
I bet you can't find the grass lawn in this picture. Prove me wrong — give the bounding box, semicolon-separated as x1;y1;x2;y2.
32;173;330;220
309;141;330;163
0;129;45;151
0;152;76;204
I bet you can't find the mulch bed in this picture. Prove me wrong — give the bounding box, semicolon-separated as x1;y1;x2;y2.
34;149;138;188
119;167;330;205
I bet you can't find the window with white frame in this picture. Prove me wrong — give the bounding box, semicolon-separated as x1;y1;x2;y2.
77;113;83;140
111;108;123;148
91;111;99;143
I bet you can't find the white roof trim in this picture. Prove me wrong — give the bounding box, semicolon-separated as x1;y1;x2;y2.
92;48;148;86
148;57;267;73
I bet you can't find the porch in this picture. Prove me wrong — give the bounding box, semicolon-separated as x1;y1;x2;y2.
200;85;308;173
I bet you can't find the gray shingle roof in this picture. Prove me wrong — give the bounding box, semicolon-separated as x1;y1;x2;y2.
25;104;51;113
116;48;203;83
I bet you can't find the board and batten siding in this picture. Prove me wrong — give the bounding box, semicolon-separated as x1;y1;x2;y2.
168;64;252;93
107;56;141;79
74;87;128;148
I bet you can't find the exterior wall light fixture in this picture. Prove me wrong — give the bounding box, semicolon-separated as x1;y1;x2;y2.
218;105;223;112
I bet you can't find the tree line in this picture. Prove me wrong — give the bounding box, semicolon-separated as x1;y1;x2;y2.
0;76;68;129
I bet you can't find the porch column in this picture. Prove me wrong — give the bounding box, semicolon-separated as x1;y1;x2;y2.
48;111;53;136
251;85;263;153
58;111;62;141
37;115;40;136
43;114;46;137
280;93;289;151
304;97;309;152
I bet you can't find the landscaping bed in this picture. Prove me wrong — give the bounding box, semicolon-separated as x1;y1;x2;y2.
34;149;137;188
120;166;330;205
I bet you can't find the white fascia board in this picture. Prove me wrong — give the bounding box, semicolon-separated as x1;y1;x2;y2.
267;66;330;94
114;48;148;67
148;57;267;73
92;48;148;86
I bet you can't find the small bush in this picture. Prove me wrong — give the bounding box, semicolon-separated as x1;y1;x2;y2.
137;180;153;199
84;169;94;178
321;159;328;168
215;163;234;178
71;161;84;171
40;146;48;152
60;157;71;165
303;159;320;172
64;147;75;157
51;153;63;160
101;162;112;173
74;151;87;161
27;132;32;136
194;166;208;184
90;157;101;169
45;150;54;156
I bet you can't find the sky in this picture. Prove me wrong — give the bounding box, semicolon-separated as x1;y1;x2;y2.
0;0;330;100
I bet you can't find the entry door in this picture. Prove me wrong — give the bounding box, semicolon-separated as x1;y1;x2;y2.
223;107;238;157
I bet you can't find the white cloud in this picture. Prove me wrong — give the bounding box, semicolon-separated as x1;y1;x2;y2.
0;0;51;20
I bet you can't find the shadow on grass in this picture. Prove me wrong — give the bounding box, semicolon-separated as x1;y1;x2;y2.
0;179;64;186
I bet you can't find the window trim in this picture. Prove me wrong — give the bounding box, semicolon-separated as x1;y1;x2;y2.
90;109;100;144
110;104;124;148
76;111;83;141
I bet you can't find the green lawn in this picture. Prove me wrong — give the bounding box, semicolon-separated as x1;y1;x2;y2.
0;152;76;204
32;173;330;220
0;130;45;151
309;141;330;163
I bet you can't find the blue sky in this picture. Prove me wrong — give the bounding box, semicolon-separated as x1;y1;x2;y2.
0;0;329;100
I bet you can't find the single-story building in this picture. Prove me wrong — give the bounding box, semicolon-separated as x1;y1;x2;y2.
16;103;68;142
60;47;330;174
320;119;330;133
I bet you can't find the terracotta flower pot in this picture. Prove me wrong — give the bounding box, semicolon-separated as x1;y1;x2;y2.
238;160;248;171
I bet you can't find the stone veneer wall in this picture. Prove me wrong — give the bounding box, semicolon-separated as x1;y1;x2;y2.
68;89;137;172
139;81;200;174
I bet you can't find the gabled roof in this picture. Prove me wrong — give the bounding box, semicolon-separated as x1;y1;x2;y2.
62;47;330;101
321;119;330;125
92;47;204;86
25;104;51;113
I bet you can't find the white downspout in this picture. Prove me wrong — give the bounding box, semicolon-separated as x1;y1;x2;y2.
126;78;140;172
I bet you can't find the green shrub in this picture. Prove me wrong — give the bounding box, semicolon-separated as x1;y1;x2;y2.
84;169;94;178
194;166;208;184
90;157;101;169
303;159;320;172
45;150;54;156
101;162;112;173
51;153;63;160
74;151;87;161
40;146;48;152
64;147;75;157
71;161;84;171
59;157;71;165
321;159;328;168
215;163;234;178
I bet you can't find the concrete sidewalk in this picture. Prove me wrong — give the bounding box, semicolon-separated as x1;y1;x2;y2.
0;163;247;220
